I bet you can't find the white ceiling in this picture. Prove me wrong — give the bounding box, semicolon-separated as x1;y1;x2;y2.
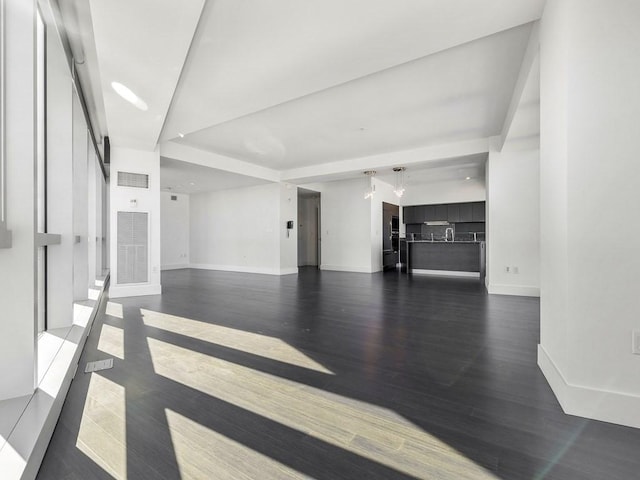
173;24;532;169
160;157;270;195
69;0;544;189
90;0;205;150
376;154;487;187
504;56;541;146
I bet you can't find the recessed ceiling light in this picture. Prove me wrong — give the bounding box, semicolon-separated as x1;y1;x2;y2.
178;133;185;138
111;81;148;111
465;176;471;180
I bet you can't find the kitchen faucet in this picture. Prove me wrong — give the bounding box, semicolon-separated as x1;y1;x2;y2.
445;227;454;242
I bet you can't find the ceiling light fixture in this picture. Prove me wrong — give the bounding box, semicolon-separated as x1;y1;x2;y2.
465;176;471;180
393;167;406;198
178;133;185;138
111;81;148;111
363;171;376;199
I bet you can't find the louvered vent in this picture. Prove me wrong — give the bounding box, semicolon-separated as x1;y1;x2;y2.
171;195;177;201
117;171;149;189
117;211;148;284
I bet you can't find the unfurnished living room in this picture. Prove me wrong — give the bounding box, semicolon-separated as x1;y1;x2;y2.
1;0;639;479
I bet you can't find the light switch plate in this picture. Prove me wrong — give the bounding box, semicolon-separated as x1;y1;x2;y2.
632;330;640;355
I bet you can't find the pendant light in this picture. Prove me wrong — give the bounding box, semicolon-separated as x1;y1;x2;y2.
393;167;406;198
363;170;376;199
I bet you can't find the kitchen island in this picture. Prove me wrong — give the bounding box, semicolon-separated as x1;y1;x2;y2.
406;240;485;278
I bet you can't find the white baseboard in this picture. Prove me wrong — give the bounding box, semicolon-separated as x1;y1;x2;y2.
488;283;540;297
109;283;162;298
538;344;640;429
190;264;298;276
320;264;373;273
161;263;190;271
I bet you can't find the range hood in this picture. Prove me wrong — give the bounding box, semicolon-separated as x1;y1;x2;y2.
424;220;450;226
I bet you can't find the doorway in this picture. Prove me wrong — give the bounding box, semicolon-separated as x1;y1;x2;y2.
297;189;321;268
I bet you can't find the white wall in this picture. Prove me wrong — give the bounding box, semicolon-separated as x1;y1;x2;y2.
279;184;298;274
190;183;292;275
109;147;162;297
538;0;640;429
486;146;540;296
400;178;486;206
161;192;190;269
319;178;373;272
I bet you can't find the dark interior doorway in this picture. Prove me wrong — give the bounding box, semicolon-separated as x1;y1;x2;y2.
382;202;400;270
298;189;321;268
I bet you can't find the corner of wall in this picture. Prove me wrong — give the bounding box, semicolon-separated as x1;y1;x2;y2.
538;345;640;429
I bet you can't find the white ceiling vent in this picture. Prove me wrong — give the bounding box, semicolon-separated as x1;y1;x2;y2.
117;211;148;284
118;171;149;189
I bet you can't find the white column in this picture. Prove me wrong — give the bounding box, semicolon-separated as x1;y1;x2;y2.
109;146;162;297
538;0;640;428
485;144;540;297
45;19;75;330
0;0;37;399
72;95;89;301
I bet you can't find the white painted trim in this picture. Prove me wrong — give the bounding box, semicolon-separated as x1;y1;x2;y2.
109;283;162;298
0;276;108;480
538;345;640;429
410;269;480;278
487;283;540;297
190;263;298;276
320;264;373;273
161;263;190;271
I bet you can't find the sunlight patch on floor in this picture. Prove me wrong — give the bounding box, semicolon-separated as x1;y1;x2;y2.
106;302;124;319
147;337;498;480
97;324;124;360
76;373;127;479
140;308;333;375
165;408;304;479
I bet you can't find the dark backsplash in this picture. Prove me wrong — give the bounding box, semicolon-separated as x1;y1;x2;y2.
405;222;485;241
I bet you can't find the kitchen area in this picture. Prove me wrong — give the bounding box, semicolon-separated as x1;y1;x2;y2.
386;201;486;278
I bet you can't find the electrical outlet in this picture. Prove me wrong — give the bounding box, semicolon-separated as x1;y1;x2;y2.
632;330;640;355
505;266;510;273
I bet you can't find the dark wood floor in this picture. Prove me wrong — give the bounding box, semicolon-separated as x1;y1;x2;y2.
38;268;640;479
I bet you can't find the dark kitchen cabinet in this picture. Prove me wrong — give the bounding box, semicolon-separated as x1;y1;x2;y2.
423;205;436;221
405;201;485;224
434;204;448;221
447;204;460;223
472;202;485;222
459;203;473;222
403;206;416;224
